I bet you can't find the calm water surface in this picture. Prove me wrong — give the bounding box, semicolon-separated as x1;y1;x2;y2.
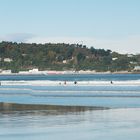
0;108;140;140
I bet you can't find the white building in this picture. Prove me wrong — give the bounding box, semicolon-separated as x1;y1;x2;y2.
18;71;30;74
134;66;140;71
29;69;39;73
112;57;118;61
1;70;12;74
4;58;13;62
62;60;67;64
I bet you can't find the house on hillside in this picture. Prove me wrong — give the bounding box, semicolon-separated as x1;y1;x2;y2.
4;58;13;62
1;70;12;74
112;57;118;61
134;66;140;71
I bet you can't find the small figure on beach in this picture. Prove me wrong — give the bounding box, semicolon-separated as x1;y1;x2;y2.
110;81;113;84
74;81;77;84
64;81;67;85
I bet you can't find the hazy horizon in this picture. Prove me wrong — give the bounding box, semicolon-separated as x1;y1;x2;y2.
0;0;140;54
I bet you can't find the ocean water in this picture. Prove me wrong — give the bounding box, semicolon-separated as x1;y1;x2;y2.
0;73;140;81
0;74;140;140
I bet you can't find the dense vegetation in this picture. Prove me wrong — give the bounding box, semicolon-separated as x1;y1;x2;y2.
0;41;139;73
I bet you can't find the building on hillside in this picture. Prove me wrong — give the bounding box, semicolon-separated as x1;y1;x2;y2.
112;57;118;61
134;66;140;71
29;69;39;74
18;71;30;74
4;58;13;62
62;60;67;64
1;70;12;74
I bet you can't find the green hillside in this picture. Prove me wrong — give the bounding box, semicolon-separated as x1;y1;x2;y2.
0;41;139;73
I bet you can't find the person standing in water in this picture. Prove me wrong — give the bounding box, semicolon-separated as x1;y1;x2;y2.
74;81;77;84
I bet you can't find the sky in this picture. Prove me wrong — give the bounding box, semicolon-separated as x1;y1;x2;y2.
0;0;140;54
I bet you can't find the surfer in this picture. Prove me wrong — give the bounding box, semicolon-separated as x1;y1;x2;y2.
110;81;113;84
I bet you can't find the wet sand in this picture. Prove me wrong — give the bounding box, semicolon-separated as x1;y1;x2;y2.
0;102;109;113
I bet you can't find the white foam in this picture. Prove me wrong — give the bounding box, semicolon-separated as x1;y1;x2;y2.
1;80;140;86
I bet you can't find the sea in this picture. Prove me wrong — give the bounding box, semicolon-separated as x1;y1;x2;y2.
0;74;140;140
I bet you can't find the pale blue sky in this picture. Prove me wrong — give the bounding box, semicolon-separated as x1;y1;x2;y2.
0;0;140;53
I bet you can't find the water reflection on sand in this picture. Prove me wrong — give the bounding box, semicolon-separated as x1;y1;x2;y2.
0;102;108;113
0;103;108;133
0;104;140;140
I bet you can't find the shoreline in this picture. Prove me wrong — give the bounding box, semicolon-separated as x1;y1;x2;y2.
0;71;140;76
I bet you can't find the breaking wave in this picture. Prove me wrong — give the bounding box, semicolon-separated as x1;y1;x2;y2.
1;80;140;86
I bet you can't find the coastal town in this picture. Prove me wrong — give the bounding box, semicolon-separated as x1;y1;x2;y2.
0;67;140;75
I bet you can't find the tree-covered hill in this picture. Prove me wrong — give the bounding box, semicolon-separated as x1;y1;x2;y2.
0;41;139;73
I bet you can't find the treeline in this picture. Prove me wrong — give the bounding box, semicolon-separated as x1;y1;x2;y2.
0;41;139;72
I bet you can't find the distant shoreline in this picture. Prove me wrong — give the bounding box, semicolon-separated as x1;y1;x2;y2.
0;71;140;76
